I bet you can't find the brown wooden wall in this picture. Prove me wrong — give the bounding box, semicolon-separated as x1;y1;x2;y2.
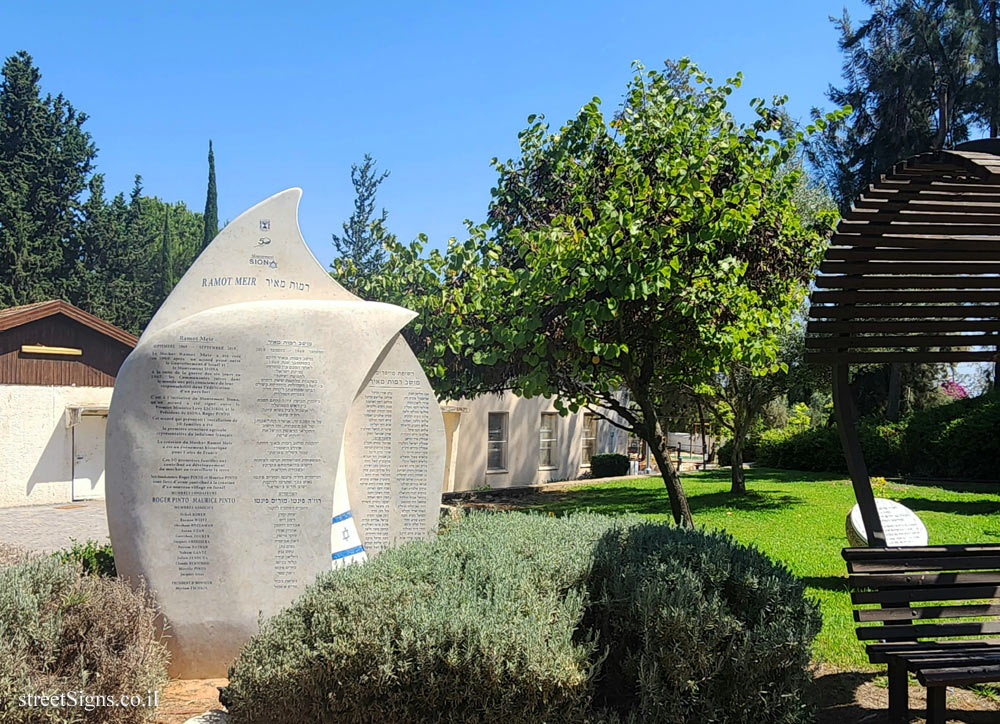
0;316;133;386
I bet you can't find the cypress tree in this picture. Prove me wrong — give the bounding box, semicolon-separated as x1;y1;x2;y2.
202;140;219;249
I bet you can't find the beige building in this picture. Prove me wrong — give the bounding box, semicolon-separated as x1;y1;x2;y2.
441;392;628;492
0;302;631;503
0;301;136;507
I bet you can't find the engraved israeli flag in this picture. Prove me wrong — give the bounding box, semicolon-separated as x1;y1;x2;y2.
331;510;366;566
331;437;366;568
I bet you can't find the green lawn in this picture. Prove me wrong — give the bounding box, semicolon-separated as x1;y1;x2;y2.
526;468;1000;669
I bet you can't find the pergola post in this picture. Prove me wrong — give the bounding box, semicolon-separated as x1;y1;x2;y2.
831;364;886;547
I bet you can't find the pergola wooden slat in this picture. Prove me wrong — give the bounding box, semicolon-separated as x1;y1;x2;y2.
806;146;1000;546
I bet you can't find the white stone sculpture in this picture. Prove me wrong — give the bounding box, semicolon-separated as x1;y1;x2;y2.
106;189;445;677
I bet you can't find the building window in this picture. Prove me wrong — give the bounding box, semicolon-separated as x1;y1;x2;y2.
487;412;507;471
539;412;558;468
582;413;598;466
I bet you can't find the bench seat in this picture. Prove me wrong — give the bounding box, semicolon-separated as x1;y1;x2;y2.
844;545;1000;724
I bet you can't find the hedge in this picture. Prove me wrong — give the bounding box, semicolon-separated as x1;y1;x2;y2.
589;453;629;478
752;422;903;475
735;392;998;480
902;391;1000;481
716;437;757;465
222;512;820;724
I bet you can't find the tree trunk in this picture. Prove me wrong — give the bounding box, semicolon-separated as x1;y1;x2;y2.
697;400;708;469
730;438;746;495
649;438;694;527
629;385;693;526
990;0;999;137
886;363;902;422
934;85;949;149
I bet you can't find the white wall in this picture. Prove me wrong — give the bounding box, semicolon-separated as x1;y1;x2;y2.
446;392;628;491
0;385;112;507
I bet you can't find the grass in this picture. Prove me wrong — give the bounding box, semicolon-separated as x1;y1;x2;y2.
524;467;1000;669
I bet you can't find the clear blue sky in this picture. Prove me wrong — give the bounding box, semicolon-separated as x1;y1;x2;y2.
4;0;869;268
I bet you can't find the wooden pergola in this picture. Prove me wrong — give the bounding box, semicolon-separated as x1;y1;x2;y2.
806;143;1000;546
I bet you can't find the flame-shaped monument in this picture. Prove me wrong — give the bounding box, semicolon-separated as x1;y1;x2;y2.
106;189;445;677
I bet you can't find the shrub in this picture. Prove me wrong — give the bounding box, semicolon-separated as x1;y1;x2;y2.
903;391;1000;481
860;421;905;474
52;540;116;577
716;436;758;465
589;453;629;478
0;557;168;724
755;426;841;472
222;512;820;724
586;524;821;723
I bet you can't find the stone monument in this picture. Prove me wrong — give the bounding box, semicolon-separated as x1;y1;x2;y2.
846;497;928;547
106;189;445;677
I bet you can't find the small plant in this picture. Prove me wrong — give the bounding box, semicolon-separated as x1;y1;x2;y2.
870;476;890;498
787;402;812;433
53;538;116;577
0;556;168;724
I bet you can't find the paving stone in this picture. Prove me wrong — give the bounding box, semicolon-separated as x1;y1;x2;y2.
0;500;109;553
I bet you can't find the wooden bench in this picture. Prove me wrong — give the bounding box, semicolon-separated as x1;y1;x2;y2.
843;544;1000;723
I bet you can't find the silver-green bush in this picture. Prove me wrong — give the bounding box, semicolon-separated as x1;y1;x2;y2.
222;512;820;724
0;556;169;724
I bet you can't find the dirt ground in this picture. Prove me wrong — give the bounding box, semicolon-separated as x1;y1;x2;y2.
811;663;998;724
155;667;997;723
156;679;227;724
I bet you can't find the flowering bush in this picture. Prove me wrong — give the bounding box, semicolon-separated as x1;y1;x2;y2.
941;380;968;400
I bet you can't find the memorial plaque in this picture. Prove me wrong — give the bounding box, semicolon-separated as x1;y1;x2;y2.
106;189;445;677
846;497;928;547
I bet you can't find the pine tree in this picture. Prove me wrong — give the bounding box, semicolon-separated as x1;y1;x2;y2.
809;1;989;208
0;50;95;306
330;154;393;290
73;175;163;335
202;140;218;250
159;206;174;302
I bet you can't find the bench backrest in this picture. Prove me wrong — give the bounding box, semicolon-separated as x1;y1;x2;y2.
807;149;1000;365
843;545;1000;642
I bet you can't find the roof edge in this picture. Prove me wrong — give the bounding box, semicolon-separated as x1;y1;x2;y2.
0;300;138;347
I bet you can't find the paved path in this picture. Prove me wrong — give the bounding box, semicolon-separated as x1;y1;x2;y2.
0;500;109;553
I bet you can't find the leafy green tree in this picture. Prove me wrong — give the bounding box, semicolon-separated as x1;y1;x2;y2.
695;321;816;494
74;176;156;334
0;50;95;307
974;0;1000;135
143;196;202;293
355;61;834;526
202;139;218;250
147;197;202;310
330;154;393;291
72;174;203;334
695;159;838;493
